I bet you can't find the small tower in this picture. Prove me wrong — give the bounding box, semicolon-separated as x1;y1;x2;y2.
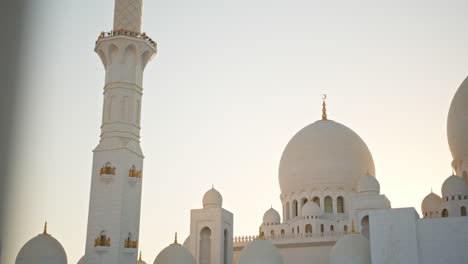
187;187;233;264
83;0;156;264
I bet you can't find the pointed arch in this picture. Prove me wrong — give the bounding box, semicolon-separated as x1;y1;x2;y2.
199;227;211;264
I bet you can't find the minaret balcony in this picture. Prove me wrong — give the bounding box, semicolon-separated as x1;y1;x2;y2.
94;235;110;249
96;30;157;49
124;239;138;249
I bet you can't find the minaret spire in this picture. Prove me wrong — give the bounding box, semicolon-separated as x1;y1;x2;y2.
113;0;143;33
321;94;328;120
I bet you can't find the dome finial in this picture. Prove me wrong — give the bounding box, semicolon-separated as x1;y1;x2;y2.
42;221;49;235
321;94;327;120
172;232;180;245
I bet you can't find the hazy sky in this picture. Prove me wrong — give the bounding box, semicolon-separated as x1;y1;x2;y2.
4;0;468;263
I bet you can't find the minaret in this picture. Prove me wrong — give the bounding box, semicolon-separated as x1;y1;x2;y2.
84;0;156;263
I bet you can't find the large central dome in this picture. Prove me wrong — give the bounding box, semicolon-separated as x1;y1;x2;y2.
448;76;468;163
279;120;375;194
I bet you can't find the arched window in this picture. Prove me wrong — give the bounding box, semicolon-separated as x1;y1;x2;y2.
305;224;312;234
320;224;324;234
452;196;455;200
297;226;299;233
292;200;298;217
361;215;370;239
281;229;285;236
337;196;344;213
301;198;308;216
442;209;449;217
344;225;348;232
285;202;290;221
292;228;294;234
330;225;334;232
313;197;320;207
461;206;467;216
324;196;333;213
200;227;211;264
270;230;275;239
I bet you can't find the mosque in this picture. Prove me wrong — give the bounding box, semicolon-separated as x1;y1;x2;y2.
14;0;468;264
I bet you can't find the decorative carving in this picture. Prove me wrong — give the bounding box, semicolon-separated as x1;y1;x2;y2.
124;239;138;248
100;163;116;175
95;232;111;247
129;167;142;178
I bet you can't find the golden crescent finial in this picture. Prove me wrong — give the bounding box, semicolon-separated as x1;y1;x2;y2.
321;94;327;120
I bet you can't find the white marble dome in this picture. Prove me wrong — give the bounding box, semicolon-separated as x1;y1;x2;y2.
279;120;375;194
154;244;195;264
441;175;468;197
16;233;67;264
421;192;442;216
329;233;370;264
358;174;380;195
202;187;222;208
301;201;321;217
237;239;283;264
263;208;281;224
448;75;468;164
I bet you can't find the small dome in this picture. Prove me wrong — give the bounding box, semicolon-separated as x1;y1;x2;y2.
16;233;67;264
358;174;380;195
448;75;468;162
154;244;195;264
202;187;223;208
279;120;375;195
421;192;442;216
330;233;370;264
77;255;85;264
182;236;190;248
301;201;321;217
263;208;281;224
441;175;468;197
237;239;283;264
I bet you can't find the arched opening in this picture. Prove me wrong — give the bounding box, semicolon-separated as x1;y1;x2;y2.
361;215;369;239
297;226;299;233
344;225;348;232
270;230;275;239
442;209;449;218
292;200;298;217
281;229;285;236
199;227;211;264
300;198;308;216
320;224;324;234
223;229;228;264
461;206;467;216
337;196;344;213
292;228;294;234
463;171;467;182
285;202;290;221
313;197;320;207
330;225;334;232
324;196;333;213
305;224;312;234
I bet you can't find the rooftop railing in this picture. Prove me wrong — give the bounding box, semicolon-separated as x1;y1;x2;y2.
96;30;157;49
